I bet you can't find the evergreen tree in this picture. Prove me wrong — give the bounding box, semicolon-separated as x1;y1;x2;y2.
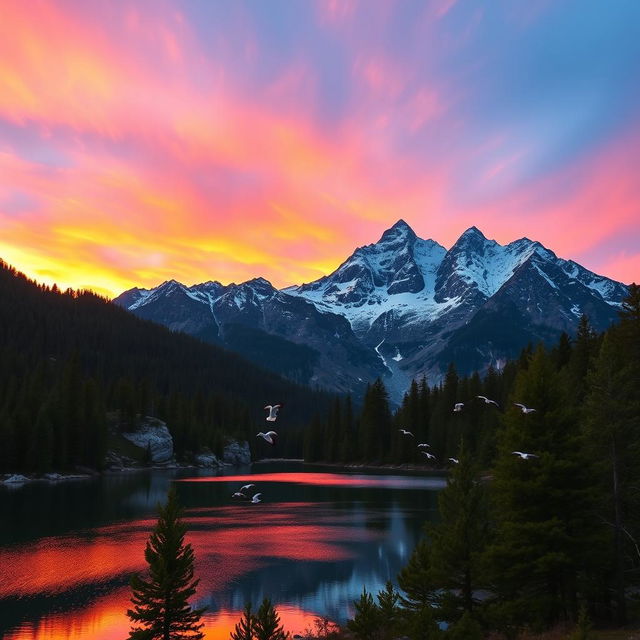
583;329;640;625
375;582;401;640
358;379;392;462
485;344;594;630
254;598;288;640
347;589;381;640
397;538;438;611
127;488;206;640
428;440;488;621
230;602;256;640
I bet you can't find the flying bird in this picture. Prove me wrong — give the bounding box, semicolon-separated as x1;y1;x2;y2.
264;404;282;422
251;493;262;504
453;403;464;412
417;443;430;448
257;431;278;445
421;451;437;461
514;403;537;414
399;429;414;437
512;451;539;460
240;484;256;492
477;395;499;408
231;491;249;500
448;458;459;464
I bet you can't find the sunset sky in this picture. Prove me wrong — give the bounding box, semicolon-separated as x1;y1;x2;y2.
1;0;639;297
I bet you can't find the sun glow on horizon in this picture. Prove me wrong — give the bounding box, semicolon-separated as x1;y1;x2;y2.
1;0;639;297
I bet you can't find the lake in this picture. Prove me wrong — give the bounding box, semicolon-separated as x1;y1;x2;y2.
0;462;446;639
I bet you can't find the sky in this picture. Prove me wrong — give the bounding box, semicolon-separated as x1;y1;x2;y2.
1;0;639;298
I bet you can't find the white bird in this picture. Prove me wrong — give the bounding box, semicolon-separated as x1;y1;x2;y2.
421;451;436;461
232;491;248;500
264;404;282;422
448;457;459;464
417;443;430;448
240;484;255;492
512;451;539;460
257;431;278;445
477;395;499;408
514;403;537;414
251;493;262;503
453;403;464;412
399;429;414;437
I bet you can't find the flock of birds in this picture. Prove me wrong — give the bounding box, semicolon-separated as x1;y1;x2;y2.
399;395;538;463
233;397;539;502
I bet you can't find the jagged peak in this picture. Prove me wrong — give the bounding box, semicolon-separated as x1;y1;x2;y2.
458;226;487;241
156;279;184;290
377;219;417;244
193;279;224;288
242;276;274;289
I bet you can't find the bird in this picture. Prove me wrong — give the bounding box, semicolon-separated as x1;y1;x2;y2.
264;404;282;422
512;451;539;460
421;451;436;461
477;395;499;407
399;429;414;437
417;443;430;448
448;457;459;464
453;402;464;412
240;483;256;492
514;403;537;414
251;493;262;503
231;491;249;500
257;431;278;445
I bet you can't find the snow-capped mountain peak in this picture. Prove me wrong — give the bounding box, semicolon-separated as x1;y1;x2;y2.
114;220;627;401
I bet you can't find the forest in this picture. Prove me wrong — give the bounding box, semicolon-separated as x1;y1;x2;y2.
303;285;640;635
0;260;332;473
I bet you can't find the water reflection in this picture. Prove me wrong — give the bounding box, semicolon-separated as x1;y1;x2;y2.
0;464;443;638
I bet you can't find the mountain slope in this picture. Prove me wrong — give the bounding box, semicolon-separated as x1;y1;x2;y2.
115;220;628;400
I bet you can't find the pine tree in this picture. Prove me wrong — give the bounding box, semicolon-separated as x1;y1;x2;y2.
375;582;401;640
127;488;206;640
583;329;640;625
230;602;256;640
397;538;438;611
347;589;381;640
428;440;488;621
358;379;392;462
485;344;594;629
254;598;288;640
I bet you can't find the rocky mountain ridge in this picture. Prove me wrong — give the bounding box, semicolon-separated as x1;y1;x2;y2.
114;221;628;401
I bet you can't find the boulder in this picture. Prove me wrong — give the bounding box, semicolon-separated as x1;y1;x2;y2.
194;451;223;468
223;440;251;466
122;418;174;464
4;474;29;484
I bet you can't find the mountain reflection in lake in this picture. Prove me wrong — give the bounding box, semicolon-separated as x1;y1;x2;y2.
0;463;445;639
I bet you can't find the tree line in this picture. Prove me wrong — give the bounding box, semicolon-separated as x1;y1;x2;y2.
0;260;333;473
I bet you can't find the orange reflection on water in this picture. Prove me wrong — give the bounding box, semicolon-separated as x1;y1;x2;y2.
178;471;438;489
0;502;367;599
3;585;321;640
0;527;152;598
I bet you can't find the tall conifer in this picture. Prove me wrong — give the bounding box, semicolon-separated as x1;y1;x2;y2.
127;488;206;640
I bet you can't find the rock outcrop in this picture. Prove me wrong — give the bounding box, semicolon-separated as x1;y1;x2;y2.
122;417;174;464
223;440;251;466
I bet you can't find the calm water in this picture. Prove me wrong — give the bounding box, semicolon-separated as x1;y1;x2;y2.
0;462;445;639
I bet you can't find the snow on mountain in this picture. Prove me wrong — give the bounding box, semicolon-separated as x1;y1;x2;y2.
115;220;628;400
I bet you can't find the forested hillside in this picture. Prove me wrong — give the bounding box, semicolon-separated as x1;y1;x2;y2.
0;260;333;473
309;285;640;632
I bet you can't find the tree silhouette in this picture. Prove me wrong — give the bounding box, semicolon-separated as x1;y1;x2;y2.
127;488;206;640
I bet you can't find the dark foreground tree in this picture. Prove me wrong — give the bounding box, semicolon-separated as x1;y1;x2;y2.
127;488;206;640
254;598;288;640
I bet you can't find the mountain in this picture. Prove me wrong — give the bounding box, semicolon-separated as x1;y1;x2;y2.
115;220;628;401
115;276;386;394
